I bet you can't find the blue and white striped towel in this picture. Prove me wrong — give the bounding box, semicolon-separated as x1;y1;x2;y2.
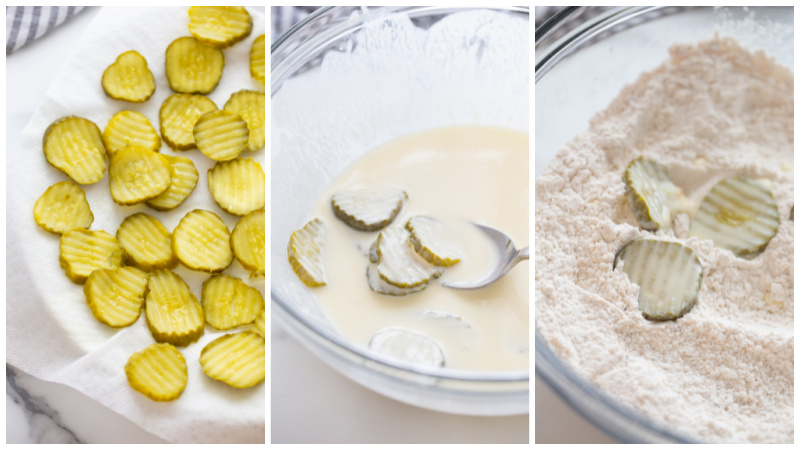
6;6;85;55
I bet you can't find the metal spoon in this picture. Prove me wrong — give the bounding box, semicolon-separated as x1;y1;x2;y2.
442;223;529;290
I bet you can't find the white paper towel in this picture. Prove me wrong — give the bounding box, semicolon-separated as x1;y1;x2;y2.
6;6;265;444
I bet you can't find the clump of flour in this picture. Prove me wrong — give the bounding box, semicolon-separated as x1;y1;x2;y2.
536;37;793;443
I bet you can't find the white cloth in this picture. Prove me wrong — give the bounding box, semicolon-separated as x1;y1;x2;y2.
6;6;265;444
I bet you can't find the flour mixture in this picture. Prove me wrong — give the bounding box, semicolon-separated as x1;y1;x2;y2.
536;38;793;443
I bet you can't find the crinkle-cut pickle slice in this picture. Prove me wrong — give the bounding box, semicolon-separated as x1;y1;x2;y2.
250;34;265;85
146;154;199;211
624;156;687;231
165;36;224;94
617;239;703;321
230;209;265;278
367;264;428;296
102;111;161;156
202;274;264;330
159;94;218;150
253;308;265;337
34;181;93;234
369;328;445;367
188;6;252;49
223;90;265;152
109;145;172;206
101;50;156;103
406;216;462;267
43;116;107;185
59;228;124;284
125;343;187;402
172;209;233;273
84;266;148;327
689;177;780;258
194;110;249;161
116;213;176;271
145;269;205;346
376;226;442;289
331;187;407;231
207;158;265;216
200;330;265;388
287;218;327;287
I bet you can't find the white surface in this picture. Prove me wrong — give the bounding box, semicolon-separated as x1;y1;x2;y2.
535;375;617;444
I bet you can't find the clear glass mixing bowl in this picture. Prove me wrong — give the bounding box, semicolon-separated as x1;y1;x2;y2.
535;6;792;443
272;6;529;416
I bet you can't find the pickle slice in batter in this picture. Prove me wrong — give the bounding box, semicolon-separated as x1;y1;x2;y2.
84;266;148;328
689;177;780;258
187;6;252;49
624;156;686;231
101;50;156;103
145;269;205;346
43;116;107;185
331;187;407;231
165;36;224;94
230;209;265;278
34;181;93;234
202;274;265;330
223;90;265;152
288;218;327;287
116;213;176;271
250;34;265;86
159;94;218;150
102;111;161;156
406;216;462;267
145;154;199;211
366;264;428;296
59;229;124;284
369;328;445;367
200;331;265;388
172;209;233;273
109;145;172;206
207;158;265;216
125;343;187;402
617;239;703;321
194;110;249;161
376;226;443;288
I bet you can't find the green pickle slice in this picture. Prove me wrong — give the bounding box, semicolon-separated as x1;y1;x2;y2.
406;216;462;267
624;156;686;231
376;226;443;288
287;218;327;287
331;187;407;231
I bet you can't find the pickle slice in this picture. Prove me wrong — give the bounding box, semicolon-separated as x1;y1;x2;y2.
116;213;177;271
101;50;156;103
172;209;233;273
187;6;253;49
250;34;265;86
84;266;148;327
369;328;445;367
207;158;265;216
102;111;161;156
159;94;218;150
689;177;780;258
34;181;93;234
406;216;462;267
287;218;327;287
125;343;187;402
145;154;199;211
202;274;264;330
253;307;265;337
145;269;204;346
43;116;107;185
200;330;265;388
617;239;703;321
366;264;427;296
331;187;407;231
230;209;265;278
59;229;124;284
109;145;172;206
165;36;224;94
193;110;249;161
223;90;265;152
376;226;442;288
624;156;686;231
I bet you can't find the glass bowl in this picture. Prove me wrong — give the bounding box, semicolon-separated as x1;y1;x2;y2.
535;6;793;443
272;6;529;416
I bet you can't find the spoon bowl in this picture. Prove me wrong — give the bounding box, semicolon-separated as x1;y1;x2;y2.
442;223;529;290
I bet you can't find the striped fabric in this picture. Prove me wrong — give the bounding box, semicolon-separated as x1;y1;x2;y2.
6;6;85;55
271;6;319;43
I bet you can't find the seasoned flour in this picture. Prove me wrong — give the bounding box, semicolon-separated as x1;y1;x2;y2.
535;37;793;443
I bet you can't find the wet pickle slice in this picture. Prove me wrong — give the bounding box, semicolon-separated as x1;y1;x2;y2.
250;34;265;85
230;209;265;278
188;6;253;49
194;110;249;161
689;177;780;258
102;111;161;156
109;145;172;205
376;226;442;288
331;187;407;231
101;50;156;103
165;36;224;94
199;330;265;388
287;218;327;287
369;328;445;367
366;264;428;296
207;158;265;216
125;343;187;402
253;307;265;337
624;156;687;231
43;116;107;185
34;181;93;234
172;209;233;272
406;216;462;267
145;269;205;346
59;228;124;284
159;94;218;150
116;213;177;271
223;90;265;152
202;274;265;330
617;239;703;321
84;266;148;327
145;154;199;211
